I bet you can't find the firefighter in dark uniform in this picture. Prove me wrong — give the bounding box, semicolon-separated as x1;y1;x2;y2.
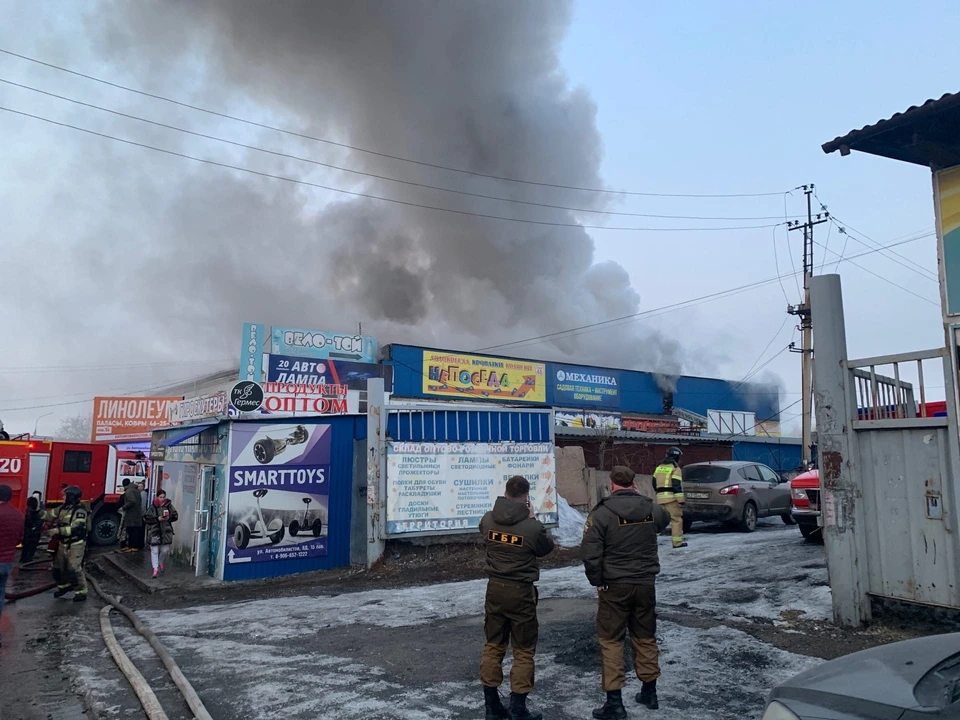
653;446;687;548
47;485;89;602
583;466;671;718
479;475;555;720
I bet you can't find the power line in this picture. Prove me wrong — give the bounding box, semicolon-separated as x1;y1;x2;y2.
771;226;793;305
814;238;939;306
476;233;933;354
814;195;937;281
0;76;807;223
0;359;233;374
0;373;213;412
0;46;790;200
0;104;785;233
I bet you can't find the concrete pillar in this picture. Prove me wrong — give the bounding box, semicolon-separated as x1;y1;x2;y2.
810;274;872;626
366;379;387;567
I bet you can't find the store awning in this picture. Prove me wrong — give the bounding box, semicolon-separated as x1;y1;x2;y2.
160;421;218;447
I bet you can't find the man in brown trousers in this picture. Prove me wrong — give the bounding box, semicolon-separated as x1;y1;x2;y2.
582;466;671;718
479;475;555;720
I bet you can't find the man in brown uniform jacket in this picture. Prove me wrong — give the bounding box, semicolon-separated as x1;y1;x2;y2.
479;475;555;720
582;466;671;719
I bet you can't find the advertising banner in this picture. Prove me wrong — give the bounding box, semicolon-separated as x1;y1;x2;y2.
937;166;960;316
555;409;621;430
422;351;546;403
266;354;381;391
92;397;182;443
622;416;680;434
386;441;557;534
553;364;620;408
226;422;331;566
240;323;378;382
168;391;228;424
228;380;352;417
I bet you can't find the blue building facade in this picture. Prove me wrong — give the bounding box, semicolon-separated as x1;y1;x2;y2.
385;344;780;422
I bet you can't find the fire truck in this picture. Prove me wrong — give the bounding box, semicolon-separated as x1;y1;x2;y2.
0;436;147;545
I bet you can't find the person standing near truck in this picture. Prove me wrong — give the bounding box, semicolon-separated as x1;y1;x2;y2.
0;484;25;647
583;466;671;718
20;495;45;564
653;446;687;548
120;479;144;552
478;476;555;720
144;489;178;579
48;485;89;602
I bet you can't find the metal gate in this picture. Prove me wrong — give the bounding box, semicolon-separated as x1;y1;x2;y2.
811;275;960;625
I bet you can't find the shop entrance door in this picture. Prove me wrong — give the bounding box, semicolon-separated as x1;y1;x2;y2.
194;466;215;577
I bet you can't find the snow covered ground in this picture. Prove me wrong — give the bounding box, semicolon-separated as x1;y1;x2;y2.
61;521;831;719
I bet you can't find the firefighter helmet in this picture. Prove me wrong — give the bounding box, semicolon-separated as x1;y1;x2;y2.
666;446;682;460
63;485;82;506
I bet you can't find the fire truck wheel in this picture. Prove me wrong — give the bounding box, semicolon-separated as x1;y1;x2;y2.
234;523;251;550
289;520;301;537
311;519;323;537
91;510;121;546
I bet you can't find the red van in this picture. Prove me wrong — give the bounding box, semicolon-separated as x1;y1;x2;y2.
790;469;822;542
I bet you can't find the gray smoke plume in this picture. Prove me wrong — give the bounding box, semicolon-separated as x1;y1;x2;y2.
75;1;694;367
0;0;717;427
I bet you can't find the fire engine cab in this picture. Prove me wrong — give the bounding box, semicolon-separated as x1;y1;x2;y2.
0;437;145;545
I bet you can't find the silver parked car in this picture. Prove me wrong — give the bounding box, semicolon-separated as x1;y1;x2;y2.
681;461;794;532
763;632;960;719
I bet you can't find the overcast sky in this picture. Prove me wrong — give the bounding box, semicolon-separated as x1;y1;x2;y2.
1;1;954;436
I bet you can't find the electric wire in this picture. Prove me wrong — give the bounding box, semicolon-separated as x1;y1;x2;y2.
0;46;789;199
0;105;784;233
477;233;933;354
0;76;807;223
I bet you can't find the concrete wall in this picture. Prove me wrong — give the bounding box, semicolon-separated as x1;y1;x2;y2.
556;446;588;507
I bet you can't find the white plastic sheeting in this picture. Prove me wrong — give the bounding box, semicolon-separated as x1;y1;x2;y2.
551;495;587;548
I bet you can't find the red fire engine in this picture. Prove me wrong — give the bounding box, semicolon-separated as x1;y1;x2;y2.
0;436;146;545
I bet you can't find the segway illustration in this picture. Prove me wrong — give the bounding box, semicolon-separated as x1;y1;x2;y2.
253;425;309;464
289;497;324;538
233;489;286;549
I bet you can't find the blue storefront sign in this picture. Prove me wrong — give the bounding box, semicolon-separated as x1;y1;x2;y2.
553;364;620;408
226;422;331;568
266;354;381;391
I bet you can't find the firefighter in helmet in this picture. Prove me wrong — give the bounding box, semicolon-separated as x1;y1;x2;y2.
47;485;89;601
652;447;687;549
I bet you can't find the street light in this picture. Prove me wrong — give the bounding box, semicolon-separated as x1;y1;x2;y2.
34;412;53;437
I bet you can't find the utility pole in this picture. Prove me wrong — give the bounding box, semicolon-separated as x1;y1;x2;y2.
787;184;829;467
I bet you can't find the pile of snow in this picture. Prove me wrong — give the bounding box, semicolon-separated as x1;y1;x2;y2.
551;494;587;548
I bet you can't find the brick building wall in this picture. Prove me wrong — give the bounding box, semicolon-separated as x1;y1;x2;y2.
557;440;733;474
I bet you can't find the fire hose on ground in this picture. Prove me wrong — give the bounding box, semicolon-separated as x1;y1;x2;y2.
85;573;213;720
5;559;56;601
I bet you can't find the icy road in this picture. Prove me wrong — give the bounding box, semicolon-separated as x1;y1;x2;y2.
64;522;830;719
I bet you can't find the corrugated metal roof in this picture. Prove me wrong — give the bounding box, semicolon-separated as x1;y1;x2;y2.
822;92;960;168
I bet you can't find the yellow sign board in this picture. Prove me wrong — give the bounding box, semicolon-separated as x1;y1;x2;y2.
422;351;546;403
938;166;960;315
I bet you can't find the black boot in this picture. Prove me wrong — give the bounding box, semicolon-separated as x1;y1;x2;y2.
636;680;659;709
53;586;71;598
510;692;542;720
592;689;627;719
483;686;510;720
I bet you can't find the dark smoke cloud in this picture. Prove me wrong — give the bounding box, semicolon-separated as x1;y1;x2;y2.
75;0;694;366
1;0;728;428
